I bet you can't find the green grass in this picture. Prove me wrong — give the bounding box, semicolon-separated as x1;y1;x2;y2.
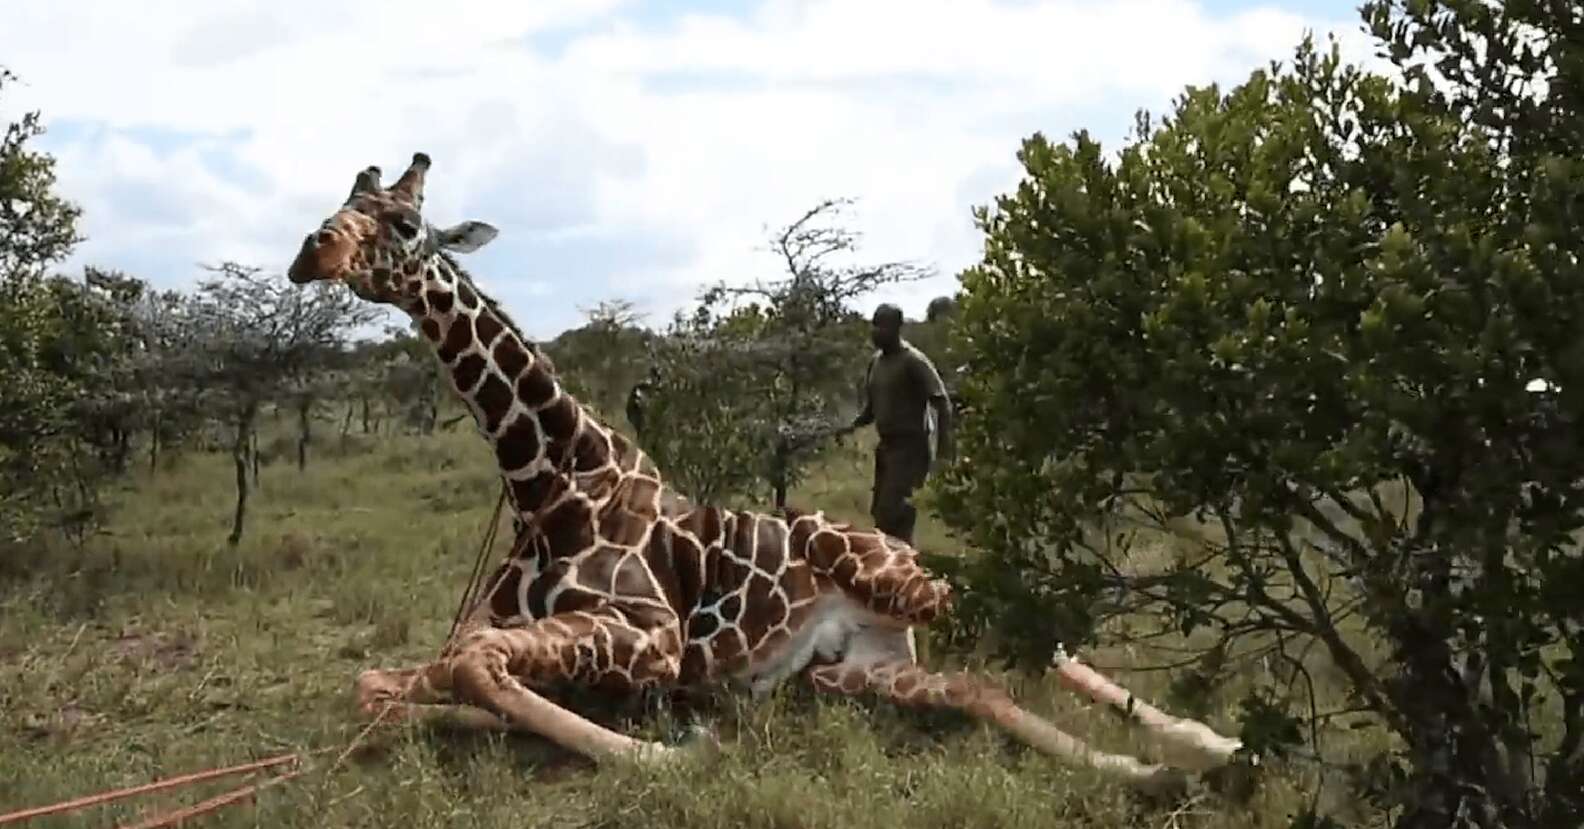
1;420;1372;827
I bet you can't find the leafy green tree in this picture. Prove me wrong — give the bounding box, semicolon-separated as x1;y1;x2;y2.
0;69;81;283
934;12;1581;827
0;66;88;542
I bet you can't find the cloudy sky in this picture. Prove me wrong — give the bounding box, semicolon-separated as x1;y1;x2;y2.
2;0;1373;339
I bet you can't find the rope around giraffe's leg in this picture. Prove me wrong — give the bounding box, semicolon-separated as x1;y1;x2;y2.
328;701;398;773
446;484;507;649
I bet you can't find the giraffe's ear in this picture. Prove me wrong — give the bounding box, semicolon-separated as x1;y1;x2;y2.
435;221;499;253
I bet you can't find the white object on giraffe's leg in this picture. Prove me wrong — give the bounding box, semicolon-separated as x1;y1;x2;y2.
801;625;1186;794
1050;647;1243;773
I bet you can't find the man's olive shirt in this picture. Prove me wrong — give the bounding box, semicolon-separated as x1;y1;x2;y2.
862;341;949;438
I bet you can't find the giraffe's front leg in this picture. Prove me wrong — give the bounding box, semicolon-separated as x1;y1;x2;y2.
355;610;691;763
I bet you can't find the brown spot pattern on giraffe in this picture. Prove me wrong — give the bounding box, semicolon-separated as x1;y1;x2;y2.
438;316;472;364
453;353;487;394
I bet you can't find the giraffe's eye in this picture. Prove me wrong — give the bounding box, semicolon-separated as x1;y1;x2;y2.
389;215;420;240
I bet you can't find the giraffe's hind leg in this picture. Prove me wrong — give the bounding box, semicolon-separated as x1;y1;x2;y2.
1048;648;1243;773
804;628;1204;794
353;610;688;763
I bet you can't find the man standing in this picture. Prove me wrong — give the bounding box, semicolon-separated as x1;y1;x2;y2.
845;303;953;544
625;365;659;442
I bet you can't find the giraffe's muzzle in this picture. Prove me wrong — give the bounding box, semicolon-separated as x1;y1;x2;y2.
286;235;321;284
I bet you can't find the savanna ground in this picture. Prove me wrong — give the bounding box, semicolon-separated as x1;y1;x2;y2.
1;412;1391;828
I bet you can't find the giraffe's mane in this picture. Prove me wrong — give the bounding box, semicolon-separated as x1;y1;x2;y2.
429;248;638;453
432;248;553;375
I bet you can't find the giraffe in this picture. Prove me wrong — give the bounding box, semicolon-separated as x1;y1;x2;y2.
285;152;1245;793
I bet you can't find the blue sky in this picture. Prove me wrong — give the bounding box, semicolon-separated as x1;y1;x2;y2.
1;0;1373;340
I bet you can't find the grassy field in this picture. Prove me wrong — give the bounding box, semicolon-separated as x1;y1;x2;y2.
1;414;1379;828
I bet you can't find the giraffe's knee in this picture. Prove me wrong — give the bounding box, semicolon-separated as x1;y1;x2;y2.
354;667;437;715
636;648;681;686
447;649;519;714
354;669;398;712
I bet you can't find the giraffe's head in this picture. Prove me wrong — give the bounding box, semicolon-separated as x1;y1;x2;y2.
287;152;499;308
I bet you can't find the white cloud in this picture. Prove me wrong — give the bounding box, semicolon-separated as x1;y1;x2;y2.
0;0;1373;337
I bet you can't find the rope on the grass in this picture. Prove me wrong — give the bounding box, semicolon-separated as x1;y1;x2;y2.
0;754;301;826
111;703;400;829
113;766;305;829
8;480;529;827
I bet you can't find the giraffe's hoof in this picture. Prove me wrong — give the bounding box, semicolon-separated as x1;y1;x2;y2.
674;723;722;759
622;741;678;766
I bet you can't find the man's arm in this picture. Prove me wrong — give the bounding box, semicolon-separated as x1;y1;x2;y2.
852;399;874;430
929;394;953;461
847;354;877;432
913;351;953;461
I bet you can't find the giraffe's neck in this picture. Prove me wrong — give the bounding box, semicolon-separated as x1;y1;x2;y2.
407;253;623;524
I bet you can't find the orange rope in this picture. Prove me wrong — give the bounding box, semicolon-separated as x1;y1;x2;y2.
104;704;399;829
13;483;523;827
0;754;301;825
114;767;304;829
446;484;509;648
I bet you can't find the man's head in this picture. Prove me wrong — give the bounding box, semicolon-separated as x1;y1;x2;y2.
870;303;904;351
286;152;500;309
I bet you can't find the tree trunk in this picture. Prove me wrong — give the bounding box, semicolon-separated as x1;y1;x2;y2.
227;403;257;547
341;404;353;440
361;397;370;433
1384;599;1537;828
148;409;162;474
112;427;130;474
250;428;261;485
771;437;789;510
297;396;312;471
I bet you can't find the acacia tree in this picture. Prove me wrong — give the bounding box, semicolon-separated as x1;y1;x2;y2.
551;299;650;423
283;348;358;470
191;263;380;545
117;279;210;472
645;199;930;508
640;304;782;506
934;12;1582;828
62;268;170;477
